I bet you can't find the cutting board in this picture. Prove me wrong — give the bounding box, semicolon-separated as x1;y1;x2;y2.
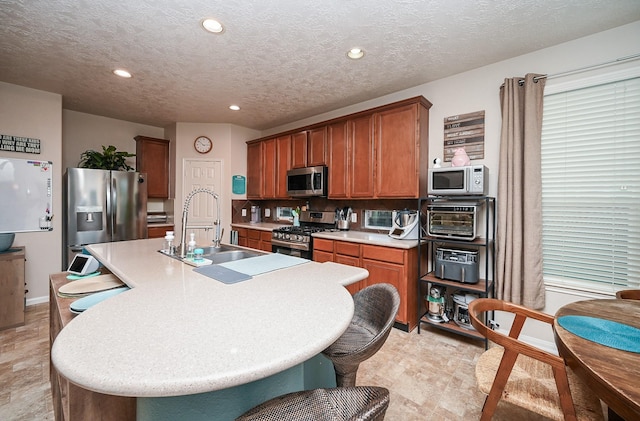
58;273;125;296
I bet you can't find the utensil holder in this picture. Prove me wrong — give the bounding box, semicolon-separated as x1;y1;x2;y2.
337;220;350;231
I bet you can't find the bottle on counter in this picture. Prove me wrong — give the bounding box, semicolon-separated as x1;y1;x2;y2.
164;231;175;255
187;232;196;259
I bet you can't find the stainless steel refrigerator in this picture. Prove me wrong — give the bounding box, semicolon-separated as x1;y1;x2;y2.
63;168;148;268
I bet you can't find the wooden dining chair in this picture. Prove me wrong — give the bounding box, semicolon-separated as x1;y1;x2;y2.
615;289;640;300
469;298;604;421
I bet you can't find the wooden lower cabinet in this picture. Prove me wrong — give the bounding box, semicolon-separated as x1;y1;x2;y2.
245;228;272;252
313;239;418;330
235;227;248;247
50;273;136;421
0;247;25;330
148;225;174;239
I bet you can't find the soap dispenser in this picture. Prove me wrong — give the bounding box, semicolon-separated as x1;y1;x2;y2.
164;231;175;255
187;232;196;259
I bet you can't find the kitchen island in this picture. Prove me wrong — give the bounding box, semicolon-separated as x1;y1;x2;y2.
51;238;368;420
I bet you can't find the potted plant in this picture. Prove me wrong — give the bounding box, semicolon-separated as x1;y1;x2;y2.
78;145;135;171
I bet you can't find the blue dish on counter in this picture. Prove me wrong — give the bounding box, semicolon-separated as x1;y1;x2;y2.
70;287;130;314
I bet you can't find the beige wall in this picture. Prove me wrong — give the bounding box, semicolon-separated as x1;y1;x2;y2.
0;82;62;302
170;123;260;242
62;110;164;171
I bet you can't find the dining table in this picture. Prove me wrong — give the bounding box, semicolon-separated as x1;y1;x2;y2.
554;298;640;421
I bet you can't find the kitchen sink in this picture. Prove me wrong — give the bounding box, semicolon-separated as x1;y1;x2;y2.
159;244;263;264
206;249;262;264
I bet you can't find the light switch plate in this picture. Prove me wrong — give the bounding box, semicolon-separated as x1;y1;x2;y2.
351;212;357;223
241;208;247;217
265;208;271;217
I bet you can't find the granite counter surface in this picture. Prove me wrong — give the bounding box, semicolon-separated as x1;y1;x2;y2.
51;238;367;397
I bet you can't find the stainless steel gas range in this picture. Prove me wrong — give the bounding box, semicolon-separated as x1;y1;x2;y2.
271;210;336;259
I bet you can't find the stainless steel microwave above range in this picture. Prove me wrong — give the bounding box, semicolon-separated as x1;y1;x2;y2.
286;166;328;197
427;202;482;241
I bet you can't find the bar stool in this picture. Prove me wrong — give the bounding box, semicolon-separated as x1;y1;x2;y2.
322;283;400;387
235;386;390;421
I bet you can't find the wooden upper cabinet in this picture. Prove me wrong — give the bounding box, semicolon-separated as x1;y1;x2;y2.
247;136;287;199
262;138;277;198
246;141;263;199
134;136;170;199
349;114;375;198
374;103;421;198
247;96;431;200
275;135;292;198
291;131;308;169
328;120;349;198
307;127;327;166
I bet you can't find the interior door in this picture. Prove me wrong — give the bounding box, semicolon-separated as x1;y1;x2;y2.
183;159;223;245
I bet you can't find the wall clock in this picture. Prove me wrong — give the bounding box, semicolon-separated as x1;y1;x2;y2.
194;136;213;154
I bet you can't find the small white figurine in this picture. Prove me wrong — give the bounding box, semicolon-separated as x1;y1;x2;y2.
433;157;442;168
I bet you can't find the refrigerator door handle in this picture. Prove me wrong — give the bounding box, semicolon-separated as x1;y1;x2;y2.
112;176;117;236
105;175;113;238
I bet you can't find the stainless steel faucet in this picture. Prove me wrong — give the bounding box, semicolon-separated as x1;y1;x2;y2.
179;188;222;258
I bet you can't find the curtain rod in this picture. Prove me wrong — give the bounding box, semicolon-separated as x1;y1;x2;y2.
533;53;640;82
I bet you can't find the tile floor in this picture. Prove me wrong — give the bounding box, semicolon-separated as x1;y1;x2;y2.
0;303;562;420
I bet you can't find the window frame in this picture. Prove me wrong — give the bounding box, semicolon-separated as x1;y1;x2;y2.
541;65;640;295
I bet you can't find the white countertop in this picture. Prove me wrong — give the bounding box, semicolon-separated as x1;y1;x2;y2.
312;230;420;249
231;222;283;231
51;238;367;397
231;222;419;249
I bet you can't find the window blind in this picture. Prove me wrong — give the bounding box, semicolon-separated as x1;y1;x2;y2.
540;77;640;293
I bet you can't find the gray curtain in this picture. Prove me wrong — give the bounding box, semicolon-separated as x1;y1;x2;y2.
496;73;546;309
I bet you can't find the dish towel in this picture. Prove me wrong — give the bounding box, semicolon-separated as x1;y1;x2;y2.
219;253;308;276
557;315;640;353
193;265;252;285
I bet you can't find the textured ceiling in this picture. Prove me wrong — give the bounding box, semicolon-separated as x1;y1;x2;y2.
1;0;639;131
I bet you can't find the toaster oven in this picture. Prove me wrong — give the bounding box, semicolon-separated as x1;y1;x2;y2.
427;202;481;241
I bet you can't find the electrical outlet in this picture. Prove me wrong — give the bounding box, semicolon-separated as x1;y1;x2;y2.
241;208;247;217
265;208;271;218
351;212;357;223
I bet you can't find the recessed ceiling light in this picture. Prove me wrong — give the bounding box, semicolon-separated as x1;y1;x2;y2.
113;69;132;78
202;18;224;34
347;48;365;60
229;105;240;111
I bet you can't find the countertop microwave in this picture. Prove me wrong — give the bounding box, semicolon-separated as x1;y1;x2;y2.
286;166;328;197
428;165;488;196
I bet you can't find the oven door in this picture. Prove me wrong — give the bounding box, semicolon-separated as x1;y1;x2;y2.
272;242;311;259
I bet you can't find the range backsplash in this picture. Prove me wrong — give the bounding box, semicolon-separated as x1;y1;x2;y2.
231;198;419;233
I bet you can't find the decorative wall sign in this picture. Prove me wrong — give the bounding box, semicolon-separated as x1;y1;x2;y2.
0;134;41;154
443;111;485;162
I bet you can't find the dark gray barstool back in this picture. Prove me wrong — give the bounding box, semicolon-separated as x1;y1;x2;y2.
322;283;400;387
234;386;390;421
